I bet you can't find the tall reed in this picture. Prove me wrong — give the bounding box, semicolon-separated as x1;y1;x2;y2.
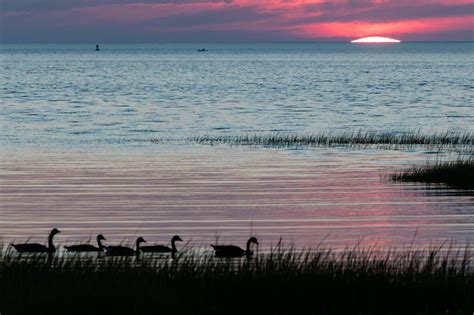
1;246;472;314
170;130;474;150
391;157;474;189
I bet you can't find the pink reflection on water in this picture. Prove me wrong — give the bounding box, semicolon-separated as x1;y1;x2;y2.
1;146;473;252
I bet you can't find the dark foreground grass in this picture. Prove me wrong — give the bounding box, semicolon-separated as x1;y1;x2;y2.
391;158;474;189
179;130;473;150
1;246;473;315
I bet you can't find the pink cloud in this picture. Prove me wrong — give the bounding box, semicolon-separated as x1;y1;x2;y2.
294;15;474;40
1;0;473;42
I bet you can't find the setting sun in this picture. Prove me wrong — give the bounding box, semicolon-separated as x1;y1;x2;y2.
351;36;401;43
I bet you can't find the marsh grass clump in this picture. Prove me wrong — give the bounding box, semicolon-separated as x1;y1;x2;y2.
391;158;474;189
185;130;473;150
1;246;473;315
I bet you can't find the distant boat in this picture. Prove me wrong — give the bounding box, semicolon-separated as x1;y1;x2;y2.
197;48;208;52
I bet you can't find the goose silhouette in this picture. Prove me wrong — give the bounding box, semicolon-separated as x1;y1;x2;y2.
11;228;61;253
141;235;183;254
211;237;258;258
105;237;146;257
65;234;106;252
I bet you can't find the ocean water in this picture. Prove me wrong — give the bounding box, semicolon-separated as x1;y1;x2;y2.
1;43;473;147
1;43;473;252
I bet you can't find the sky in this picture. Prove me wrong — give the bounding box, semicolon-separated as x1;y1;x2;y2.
1;0;473;43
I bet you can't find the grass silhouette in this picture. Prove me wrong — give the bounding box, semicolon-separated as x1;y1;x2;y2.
1;245;472;315
391;158;474;189
181;130;473;150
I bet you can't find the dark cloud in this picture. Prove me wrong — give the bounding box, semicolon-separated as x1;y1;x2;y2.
0;21;293;43
0;0;230;12
141;5;277;29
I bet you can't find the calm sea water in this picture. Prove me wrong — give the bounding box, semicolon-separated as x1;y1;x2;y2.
1;43;473;252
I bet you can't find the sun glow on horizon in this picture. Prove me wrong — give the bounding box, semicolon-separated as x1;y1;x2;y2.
351;36;401;43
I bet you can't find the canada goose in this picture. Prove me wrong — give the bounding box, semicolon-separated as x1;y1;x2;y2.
211;237;258;258
11;228;61;253
105;237;146;256
65;234;106;252
141;235;183;253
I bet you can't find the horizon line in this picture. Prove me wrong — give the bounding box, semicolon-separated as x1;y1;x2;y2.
1;40;473;45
